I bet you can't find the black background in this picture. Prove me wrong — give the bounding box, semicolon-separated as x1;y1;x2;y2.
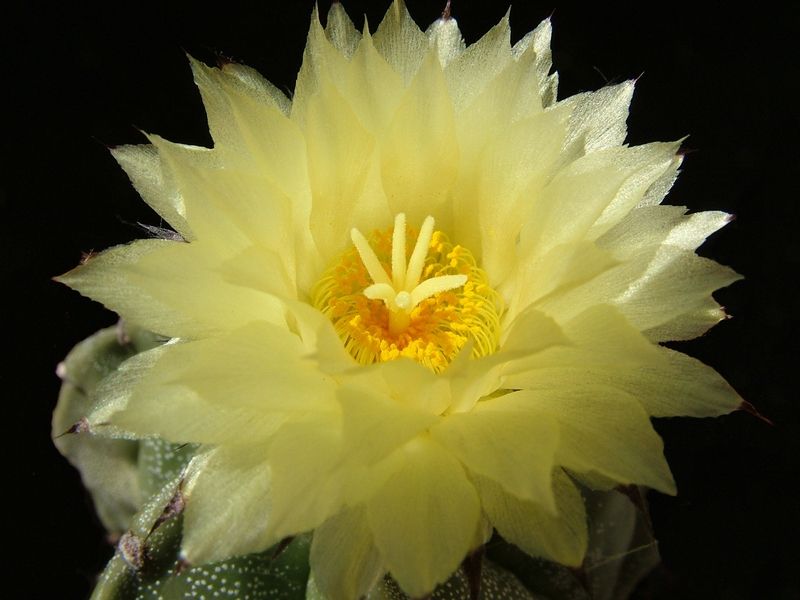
2;1;798;599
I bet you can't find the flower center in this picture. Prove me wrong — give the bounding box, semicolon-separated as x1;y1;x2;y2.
311;214;503;372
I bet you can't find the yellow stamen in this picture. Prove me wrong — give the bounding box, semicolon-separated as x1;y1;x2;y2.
311;215;503;373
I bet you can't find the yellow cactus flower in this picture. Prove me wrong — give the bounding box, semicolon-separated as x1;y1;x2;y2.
58;1;743;598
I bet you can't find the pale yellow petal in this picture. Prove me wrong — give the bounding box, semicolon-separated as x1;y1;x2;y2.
521;143;678;261
110;343;290;445
502;241;617;323
307;78;377;260
502;312;666;395
425;16;465;67
473;468;587;566
324;2;362;60
380;49;459;225
111;144;193;241
153;157;295;270
637;154;681;207
586;142;683;239
443;12;512;114
216;78;311;209
220;60;292;116
453;40;553;236
267;415;346;541
282;299;357;375
558;81;635;162
85;343;171;435
511;18;555;107
664;210;733;251
56;240;206;339
447;309;569;413
176;321;338;413
311;504;385;600
592;346;743;418
519;157;632;260
189;55;250;158
611;246;741;336
145;135;250;257
218;245;295;299
338;380;439;466
507;386;676;494
642;296;730;342
546;303;664;368
201;81;317;293
292;5;353;131
122;240;285;335
372;0;429;87
379;358;451;414
432;394;559;509
115;392;288;446
473;105;571;284
344;31;405;140
181;446;275;564
366;435;480;598
597;204;691;260
535;245;658;324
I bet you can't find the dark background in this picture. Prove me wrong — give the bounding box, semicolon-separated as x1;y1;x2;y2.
2;1;797;599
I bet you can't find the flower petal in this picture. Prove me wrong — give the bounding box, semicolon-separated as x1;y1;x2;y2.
175;321;338;413
443;12;512;114
219;60;292;116
522;303;665;370
367;435;481;598
324;2;362;60
292;5;353;131
57;240;208;339
181;445;274;565
338;379;439;466
209;70;312;213
506;385;676;494
559;81;635;160
344;31;405;141
447;308;569;413
473;105;571;284
218;245;296;299
111;144;193;241
613;246;741;339
598;346;743;418
502;240;617;322
512;19;556;106
108;342;290;445
311;504;385;600
380;48;459;225
145;135;250;256
521;142;680;261
267;415;346;541
472;468;588;566
432;394;559;509
122;240;285;335
372;0;429;88
425;16;465;67
307;78;377;259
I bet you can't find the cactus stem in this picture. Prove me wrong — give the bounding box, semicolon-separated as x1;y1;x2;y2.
614;484;654;537
272;536;295;560
462;546;485;600
566;566;596;600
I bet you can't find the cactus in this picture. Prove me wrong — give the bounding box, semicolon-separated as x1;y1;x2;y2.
54;322;660;600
